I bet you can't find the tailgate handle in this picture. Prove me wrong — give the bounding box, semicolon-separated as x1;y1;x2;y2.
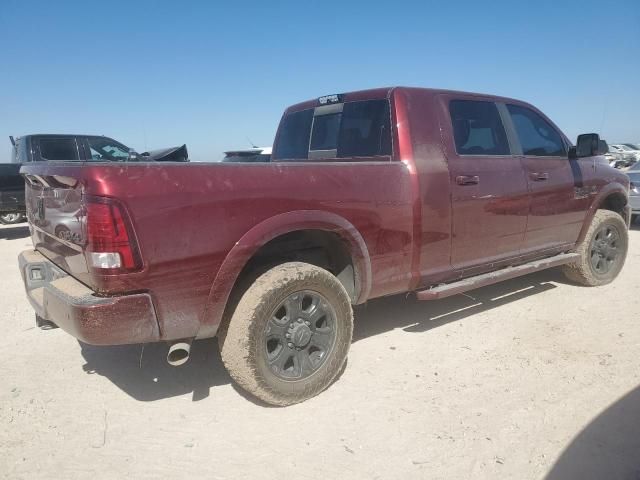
456;175;480;186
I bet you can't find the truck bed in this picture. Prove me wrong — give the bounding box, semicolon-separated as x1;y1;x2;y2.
21;160;414;340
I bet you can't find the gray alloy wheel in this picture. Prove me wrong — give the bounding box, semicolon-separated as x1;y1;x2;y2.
562;209;628;286
218;262;353;406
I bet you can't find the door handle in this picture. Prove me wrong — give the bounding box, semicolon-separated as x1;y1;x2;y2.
456;175;480;185
530;172;549;181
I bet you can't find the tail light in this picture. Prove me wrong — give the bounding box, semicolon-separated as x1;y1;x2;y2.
84;196;142;273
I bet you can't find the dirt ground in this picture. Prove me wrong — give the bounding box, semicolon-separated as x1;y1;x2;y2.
1;221;639;480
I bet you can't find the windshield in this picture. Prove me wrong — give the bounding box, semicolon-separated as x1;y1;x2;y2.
88;137;130;161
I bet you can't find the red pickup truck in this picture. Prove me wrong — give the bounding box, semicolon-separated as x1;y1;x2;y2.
19;87;630;405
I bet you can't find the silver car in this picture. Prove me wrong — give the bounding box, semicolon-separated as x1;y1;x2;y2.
627;161;640;223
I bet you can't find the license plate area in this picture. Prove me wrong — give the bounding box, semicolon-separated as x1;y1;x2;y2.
24;261;67;290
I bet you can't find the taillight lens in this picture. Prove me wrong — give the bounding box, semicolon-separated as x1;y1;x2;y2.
85;197;142;273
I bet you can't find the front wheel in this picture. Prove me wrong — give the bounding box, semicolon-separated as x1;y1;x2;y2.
0;213;25;224
562;210;628;286
218;262;353;406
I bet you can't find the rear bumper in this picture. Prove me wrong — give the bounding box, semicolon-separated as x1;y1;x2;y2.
18;250;160;345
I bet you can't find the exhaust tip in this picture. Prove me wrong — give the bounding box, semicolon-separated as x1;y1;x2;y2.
167;342;191;367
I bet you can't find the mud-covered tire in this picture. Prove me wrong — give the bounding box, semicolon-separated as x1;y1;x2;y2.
218;262;353;406
562;210;628;286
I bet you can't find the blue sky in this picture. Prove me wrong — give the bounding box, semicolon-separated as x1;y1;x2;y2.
1;0;638;161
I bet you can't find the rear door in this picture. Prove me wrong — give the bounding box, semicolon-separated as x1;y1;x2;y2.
438;95;529;270
504;104;587;253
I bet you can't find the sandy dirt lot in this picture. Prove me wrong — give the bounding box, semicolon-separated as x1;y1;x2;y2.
1;221;639;480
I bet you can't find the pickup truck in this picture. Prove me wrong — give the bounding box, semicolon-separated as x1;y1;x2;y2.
0;134;188;222
18;87;631;406
0;163;25;224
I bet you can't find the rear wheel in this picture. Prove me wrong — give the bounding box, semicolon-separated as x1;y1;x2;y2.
218;262;353;406
562;210;628;286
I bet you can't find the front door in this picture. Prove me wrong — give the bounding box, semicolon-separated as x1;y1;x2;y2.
504;103;588;253
438;96;529;270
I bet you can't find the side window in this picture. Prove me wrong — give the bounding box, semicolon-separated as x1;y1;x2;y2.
272;99;391;161
449;100;510;156
38;138;79;161
88;137;130;161
507;104;566;156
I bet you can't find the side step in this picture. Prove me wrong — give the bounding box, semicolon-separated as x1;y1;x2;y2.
416;253;579;301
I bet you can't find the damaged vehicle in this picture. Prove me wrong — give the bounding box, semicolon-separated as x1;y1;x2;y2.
0;134;189;222
18;87;631;406
139;144;189;162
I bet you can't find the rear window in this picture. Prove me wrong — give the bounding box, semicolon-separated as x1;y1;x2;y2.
38;138;79;161
273;99;391;160
310;113;341;151
274;109;314;160
449;100;510;156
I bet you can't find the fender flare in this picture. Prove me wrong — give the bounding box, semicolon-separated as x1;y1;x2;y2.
198;210;372;337
576;182;629;245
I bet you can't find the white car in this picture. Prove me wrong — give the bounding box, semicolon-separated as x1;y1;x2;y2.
610;144;640;163
222;147;272;163
622;143;640;157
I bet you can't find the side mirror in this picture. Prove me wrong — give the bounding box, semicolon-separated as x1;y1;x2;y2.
575;133;602;157
128;150;140;162
598;139;609;154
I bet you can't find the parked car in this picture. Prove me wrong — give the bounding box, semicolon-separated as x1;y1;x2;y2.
622;143;640;160
609;144;639;167
626;160;640;223
601;139;624;167
0;134;189;222
222;147;272;162
18;87;631;406
0;160;26;223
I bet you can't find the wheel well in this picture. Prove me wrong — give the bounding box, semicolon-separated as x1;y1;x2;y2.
237;230;358;302
600;192;628;222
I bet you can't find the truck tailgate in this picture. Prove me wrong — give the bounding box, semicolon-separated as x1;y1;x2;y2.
23;172;90;284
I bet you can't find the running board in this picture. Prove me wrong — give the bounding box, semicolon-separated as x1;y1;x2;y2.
415;253;580;301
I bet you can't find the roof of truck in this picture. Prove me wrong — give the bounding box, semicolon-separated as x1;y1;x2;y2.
284;86;532;114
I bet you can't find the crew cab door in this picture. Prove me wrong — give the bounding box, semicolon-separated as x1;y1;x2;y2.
503;104;587;253
438;95;529;270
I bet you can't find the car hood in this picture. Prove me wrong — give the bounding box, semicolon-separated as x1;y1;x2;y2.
141;144;189;162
